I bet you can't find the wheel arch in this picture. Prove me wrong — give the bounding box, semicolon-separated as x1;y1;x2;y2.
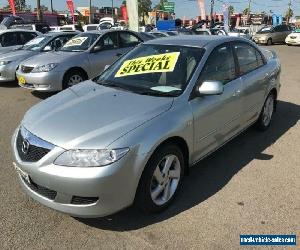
147;136;190;175
63;67;89;82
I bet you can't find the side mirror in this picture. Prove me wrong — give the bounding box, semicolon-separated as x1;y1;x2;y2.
92;45;102;53
197;81;224;96
43;45;52;51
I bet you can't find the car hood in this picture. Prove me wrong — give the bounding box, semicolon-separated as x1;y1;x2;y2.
287;33;300;38
0;45;22;55
22;81;173;149
21;50;82;67
0;49;37;61
254;33;270;38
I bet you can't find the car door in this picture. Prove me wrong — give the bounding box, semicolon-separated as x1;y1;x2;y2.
189;43;244;161
272;26;282;43
232;42;268;126
88;32;123;78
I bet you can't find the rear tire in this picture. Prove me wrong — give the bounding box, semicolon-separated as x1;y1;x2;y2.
255;93;275;131
62;70;87;90
135;144;185;213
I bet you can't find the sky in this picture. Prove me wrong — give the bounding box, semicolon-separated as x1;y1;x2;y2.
1;0;300;18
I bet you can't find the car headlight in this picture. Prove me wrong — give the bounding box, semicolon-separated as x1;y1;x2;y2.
54;148;130;167
0;61;12;66
31;63;58;73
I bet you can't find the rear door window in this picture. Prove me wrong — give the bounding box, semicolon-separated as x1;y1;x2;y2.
1;32;18;47
19;32;38;44
233;42;265;75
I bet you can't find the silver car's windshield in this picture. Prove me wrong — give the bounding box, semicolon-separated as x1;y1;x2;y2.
22;35;52;51
95;44;204;97
257;27;273;34
60;33;100;52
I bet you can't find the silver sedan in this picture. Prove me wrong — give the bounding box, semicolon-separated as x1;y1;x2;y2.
12;36;281;217
16;30;150;92
0;32;78;83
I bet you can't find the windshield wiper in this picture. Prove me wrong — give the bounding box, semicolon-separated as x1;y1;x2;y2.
98;81;134;92
136;90;178;97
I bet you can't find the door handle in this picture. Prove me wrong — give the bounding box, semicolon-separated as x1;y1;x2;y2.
116;53;123;57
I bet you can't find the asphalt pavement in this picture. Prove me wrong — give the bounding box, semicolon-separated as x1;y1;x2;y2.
0;45;299;249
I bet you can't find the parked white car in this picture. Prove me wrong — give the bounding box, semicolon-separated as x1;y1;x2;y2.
285;29;300;45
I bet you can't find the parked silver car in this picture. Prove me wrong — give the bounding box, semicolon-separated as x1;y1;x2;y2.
0;32;78;83
12;36;281;218
16;30;150;92
253;25;292;45
0;29;40;55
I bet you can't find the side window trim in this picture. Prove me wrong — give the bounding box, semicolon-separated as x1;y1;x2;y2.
232;41;267;77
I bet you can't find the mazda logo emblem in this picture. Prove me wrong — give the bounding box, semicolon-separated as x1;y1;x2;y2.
21;140;30;155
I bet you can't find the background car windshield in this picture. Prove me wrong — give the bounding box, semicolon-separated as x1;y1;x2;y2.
295;29;300;33
257;27;273;34
95;44;204;96
22;35;52;51
60;33;100;52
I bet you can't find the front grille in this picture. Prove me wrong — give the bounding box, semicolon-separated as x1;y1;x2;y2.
71;196;98;205
21;65;34;74
16;127;54;162
22;176;57;200
290;36;297;39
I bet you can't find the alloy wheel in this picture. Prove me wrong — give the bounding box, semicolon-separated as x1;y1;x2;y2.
150;154;181;206
262;94;274;127
68;75;84;86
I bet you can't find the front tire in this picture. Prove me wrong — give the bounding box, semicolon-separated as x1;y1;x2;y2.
135;144;185;213
255;93;275;131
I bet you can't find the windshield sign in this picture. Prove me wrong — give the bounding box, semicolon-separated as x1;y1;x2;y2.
95;44;204;96
115;52;180;78
60;33;99;52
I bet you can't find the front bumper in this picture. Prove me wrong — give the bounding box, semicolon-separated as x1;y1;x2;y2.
0;63;17;82
16;69;64;92
11;129;146;218
285;39;300;45
253;37;268;44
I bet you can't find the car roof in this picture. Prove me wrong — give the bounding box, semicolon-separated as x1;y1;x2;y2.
46;31;79;37
0;29;38;34
144;35;243;48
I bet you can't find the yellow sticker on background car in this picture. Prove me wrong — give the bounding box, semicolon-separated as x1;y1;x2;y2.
115;52;180;78
18;76;26;86
64;37;88;47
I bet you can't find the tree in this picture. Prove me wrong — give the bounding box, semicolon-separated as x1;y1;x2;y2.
15;0;27;11
285;8;294;22
4;0;31;12
34;5;48;12
243;7;250;16
154;0;165;11
138;0;152;25
228;5;234;15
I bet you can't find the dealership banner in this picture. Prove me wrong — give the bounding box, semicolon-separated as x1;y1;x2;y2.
120;4;128;23
66;0;75;23
8;0;16;16
197;0;206;21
